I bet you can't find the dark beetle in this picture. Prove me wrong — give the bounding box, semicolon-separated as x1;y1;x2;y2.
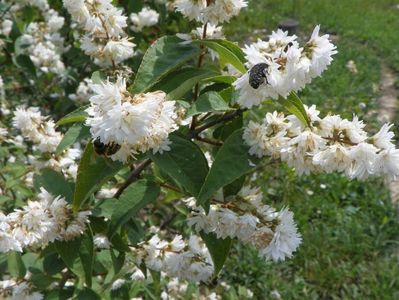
249;63;269;89
93;137;121;156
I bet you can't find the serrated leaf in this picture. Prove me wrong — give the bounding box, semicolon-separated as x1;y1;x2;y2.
56;105;89;126
149;134;209;197
108;180;160;237
8;252;26;279
201;233;232;276
33;168;74;201
73;143;123;212
197;129;258;206
193;39;246;73
280;92;310;127
131;36;199;93
56;123;90;155
186;91;231;117
152;67;217;100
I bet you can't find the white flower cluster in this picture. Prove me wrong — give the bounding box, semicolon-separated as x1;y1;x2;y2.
130;7;160;32
0;277;43;300
68;77;94;103
174;0;247;25
0;188;90;253
186;186;302;262
244;105;399;180
13;107;62;153
234;26;337;108
12;107;81;179
130;234;214;282
19;8;66;75
63;0;135;67
86;77;179;162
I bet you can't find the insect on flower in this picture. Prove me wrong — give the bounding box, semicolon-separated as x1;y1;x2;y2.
93;137;121;156
249;63;269;89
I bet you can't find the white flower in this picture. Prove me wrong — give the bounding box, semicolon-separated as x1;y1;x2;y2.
371;123;395;150
174;0;206;22
111;278;126;290
374;148;399;180
131;267;145;280
86;77;179;162
204;0;247;25
260;208;301;261
93;234;111;249
305;25;338;77
347;142;378;180
130;7;159;32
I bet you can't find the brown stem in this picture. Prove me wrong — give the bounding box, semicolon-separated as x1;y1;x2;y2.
160;183;182;193
196;136;223;146
190;109;245;138
113;159;152;198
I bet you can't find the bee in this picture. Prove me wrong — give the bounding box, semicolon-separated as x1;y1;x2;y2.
93;137;121;156
283;41;294;53
249;63;269;89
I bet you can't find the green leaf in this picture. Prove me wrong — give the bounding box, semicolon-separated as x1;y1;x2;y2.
30;273;58;290
79;229;94;287
12;55;36;77
55;239;81;271
56;123;90;155
197;129;258;206
108;180;160;237
56;105;89;126
202;75;237;84
14;36;30;57
34;168;74;201
193;39;246;73
201;233;232;276
152;67;217;100
213;114;243;141
91;70;105;84
149;134;209;197
186;91;231;117
8;252;26;279
73;143;123;212
280;92;310;127
131;36;199;93
77;288;101;300
213;39;246;63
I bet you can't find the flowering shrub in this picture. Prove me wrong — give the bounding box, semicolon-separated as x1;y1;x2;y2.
0;0;398;298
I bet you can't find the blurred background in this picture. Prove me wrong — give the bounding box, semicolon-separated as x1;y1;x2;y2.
219;0;399;299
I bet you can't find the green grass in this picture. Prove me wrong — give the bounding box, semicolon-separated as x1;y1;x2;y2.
219;1;399;299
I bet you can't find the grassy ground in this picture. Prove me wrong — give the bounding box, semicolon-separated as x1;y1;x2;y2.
220;1;399;299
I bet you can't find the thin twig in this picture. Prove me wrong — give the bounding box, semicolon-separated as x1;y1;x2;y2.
113;159;152;198
196;136;223;146
160;183;182;193
190;109;245;138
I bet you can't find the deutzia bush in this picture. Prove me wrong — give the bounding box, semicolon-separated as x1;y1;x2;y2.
0;0;397;298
